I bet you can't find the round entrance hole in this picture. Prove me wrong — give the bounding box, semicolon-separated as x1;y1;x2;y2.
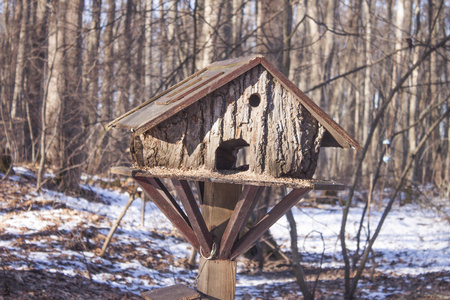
249;93;261;107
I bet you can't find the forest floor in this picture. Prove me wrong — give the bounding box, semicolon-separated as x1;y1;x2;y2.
0;166;449;299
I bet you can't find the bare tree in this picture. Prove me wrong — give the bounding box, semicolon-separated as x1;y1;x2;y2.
37;0;85;191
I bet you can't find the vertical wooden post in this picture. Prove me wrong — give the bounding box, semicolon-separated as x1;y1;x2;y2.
197;257;237;300
197;182;241;300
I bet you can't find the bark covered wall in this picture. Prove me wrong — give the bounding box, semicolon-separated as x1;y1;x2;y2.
131;65;324;179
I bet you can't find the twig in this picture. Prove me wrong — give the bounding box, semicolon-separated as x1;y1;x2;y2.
99;187;138;257
286;208;313;300
303;230;326;297
0;161;13;183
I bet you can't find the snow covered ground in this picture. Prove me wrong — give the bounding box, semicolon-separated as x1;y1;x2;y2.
1;167;449;299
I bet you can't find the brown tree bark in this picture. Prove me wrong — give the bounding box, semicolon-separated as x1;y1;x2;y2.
38;0;85;191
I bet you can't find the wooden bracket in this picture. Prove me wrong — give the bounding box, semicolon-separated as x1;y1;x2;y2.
218;185;263;259
133;175;312;262
172;179;214;258
230;188;311;260
134;176;201;253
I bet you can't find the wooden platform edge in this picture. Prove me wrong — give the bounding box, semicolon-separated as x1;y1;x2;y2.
141;284;201;300
110;166;346;191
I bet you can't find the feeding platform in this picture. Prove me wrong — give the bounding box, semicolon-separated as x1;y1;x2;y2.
111;166;346;190
108;54;360;299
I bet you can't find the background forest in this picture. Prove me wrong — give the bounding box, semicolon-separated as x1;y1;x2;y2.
1;0;449;196
0;0;449;299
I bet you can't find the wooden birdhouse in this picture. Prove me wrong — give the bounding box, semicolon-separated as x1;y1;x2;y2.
108;54;360;300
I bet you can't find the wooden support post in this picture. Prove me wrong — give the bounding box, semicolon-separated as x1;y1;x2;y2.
197;258;237;300
197;182;242;300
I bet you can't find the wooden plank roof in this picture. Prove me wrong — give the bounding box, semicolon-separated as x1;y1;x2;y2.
108;54;361;150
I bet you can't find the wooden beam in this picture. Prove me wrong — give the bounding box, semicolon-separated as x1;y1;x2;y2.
141;284;201;300
151;177;191;227
218;185;263;259
230;188;311;260
172;179;214;258
133;176;200;252
197;182;241;299
197;258;237;300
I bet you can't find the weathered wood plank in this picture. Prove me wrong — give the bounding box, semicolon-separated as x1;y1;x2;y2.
197;258;237;300
133;176;200;252
151;177;191;227
198;182;241;299
230;188;311;260
172;179;214;257
141;284;201;300
218;185;263;259
111;166;346;190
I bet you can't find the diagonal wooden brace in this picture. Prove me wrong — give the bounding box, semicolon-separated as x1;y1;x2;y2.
133;176;201;253
229;188;311;260
218;185;264;259
172;179;214;258
152;177;191;227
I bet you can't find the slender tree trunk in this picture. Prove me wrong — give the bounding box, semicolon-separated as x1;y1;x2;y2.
91;0;116;173
286;209;313;300
12;0;28;121
26;0;47;164
144;0;153;99
41;0;85;191
44;0;65;169
83;0;101;126
200;0;219;68
165;0;178;78
111;0;134;166
231;0;243;57
84;0;102;173
256;0;283;68
408;0;421;182
60;0;84;191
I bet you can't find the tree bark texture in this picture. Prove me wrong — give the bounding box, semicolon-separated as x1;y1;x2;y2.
44;0;84;189
132;66;325;179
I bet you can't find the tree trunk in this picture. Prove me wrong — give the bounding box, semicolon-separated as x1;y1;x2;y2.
60;0;84;191
11;0;28;121
84;0;102;174
41;0;85;191
256;0;283;68
144;0;153;99
231;0;244;57
199;0;218;68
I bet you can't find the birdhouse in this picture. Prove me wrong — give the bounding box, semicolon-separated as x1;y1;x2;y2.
108;54;360;300
109;54;359;186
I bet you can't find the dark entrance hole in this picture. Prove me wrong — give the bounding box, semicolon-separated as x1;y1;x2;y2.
215;139;250;171
249;93;261;107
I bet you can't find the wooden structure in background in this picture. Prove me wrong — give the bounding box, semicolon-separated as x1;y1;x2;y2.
108;55;360;299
